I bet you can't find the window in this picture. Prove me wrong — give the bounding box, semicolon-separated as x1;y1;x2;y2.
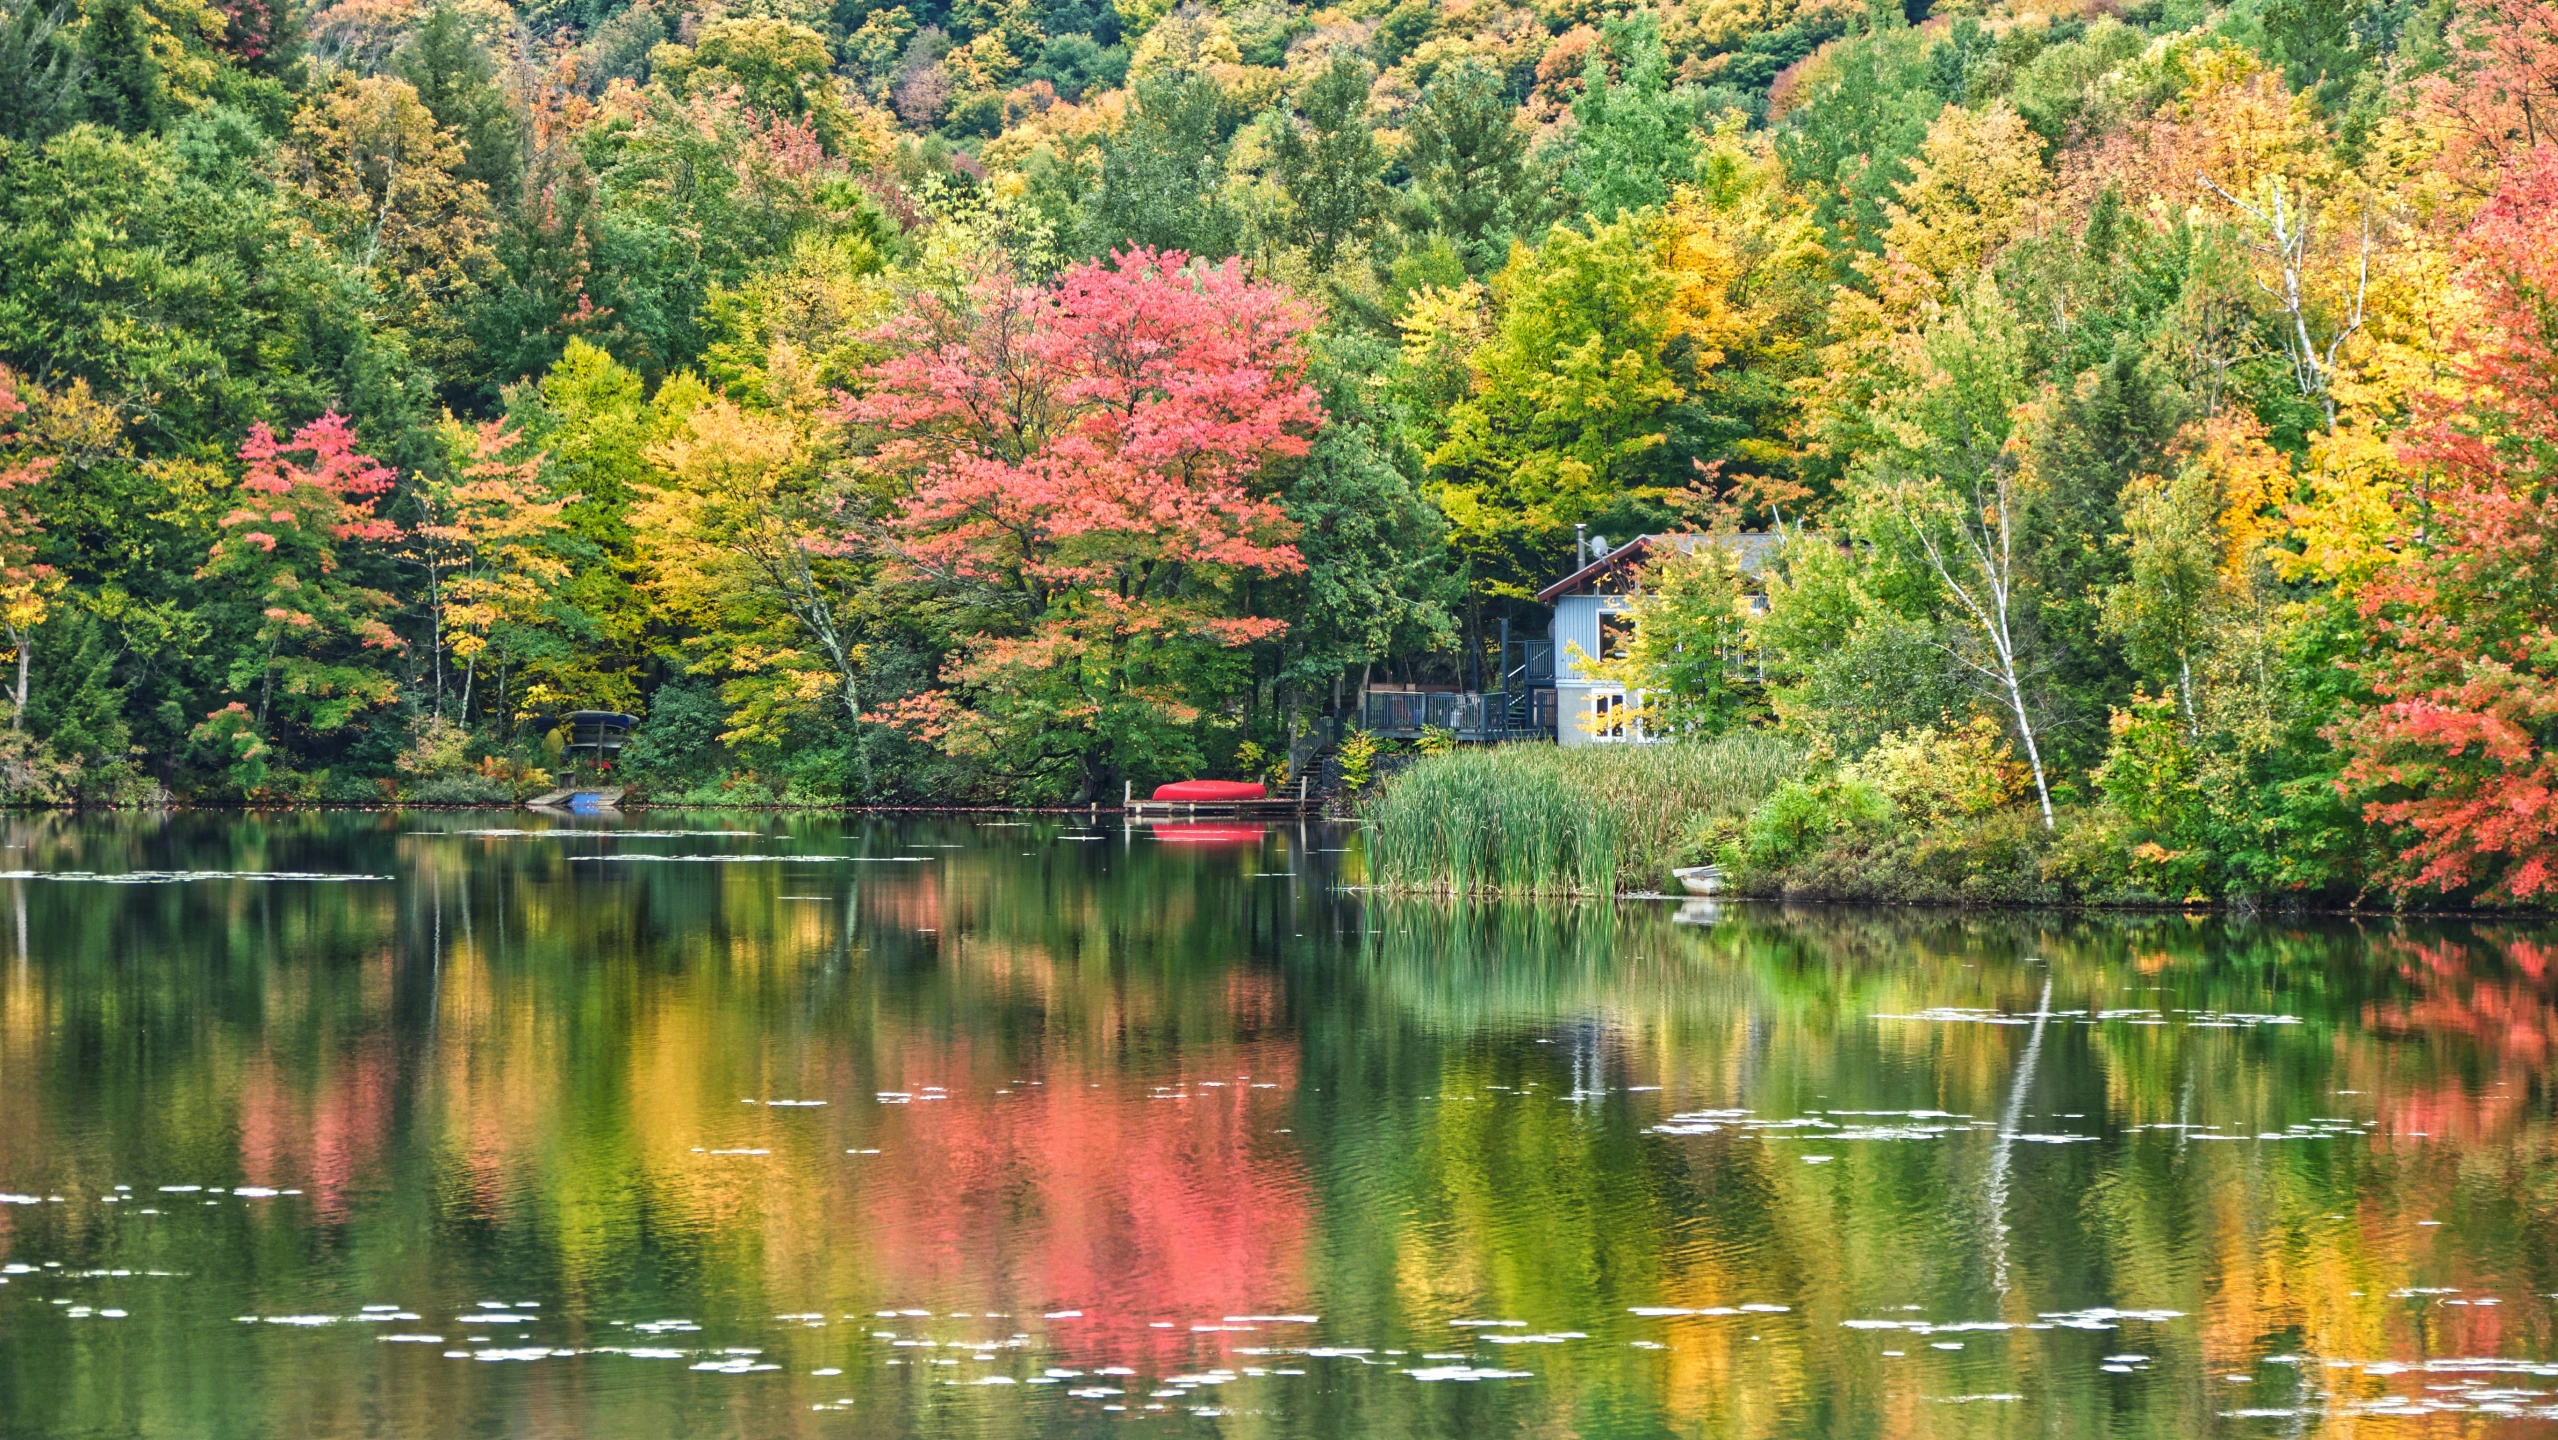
1585;688;1657;744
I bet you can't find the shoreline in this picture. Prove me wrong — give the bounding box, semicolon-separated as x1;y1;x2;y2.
7;804;2534;915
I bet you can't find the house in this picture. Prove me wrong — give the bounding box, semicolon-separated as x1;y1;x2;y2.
1351;530;1780;745
1531;531;1783;747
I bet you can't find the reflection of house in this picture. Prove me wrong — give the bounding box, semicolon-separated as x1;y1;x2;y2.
1354;532;1779;745
1532;532;1782;747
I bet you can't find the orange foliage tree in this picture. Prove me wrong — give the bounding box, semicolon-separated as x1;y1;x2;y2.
407;420;573;723
0;369;66;730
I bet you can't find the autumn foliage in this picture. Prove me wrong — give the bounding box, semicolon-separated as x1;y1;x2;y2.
852;248;1319;796
203;413;406;733
0;371;62;725
2341;150;2558;900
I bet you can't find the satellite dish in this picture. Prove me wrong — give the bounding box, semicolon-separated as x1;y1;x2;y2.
1589;535;1611;559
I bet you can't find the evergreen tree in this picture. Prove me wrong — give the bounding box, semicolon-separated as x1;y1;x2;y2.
1567;15;1704;223
76;0;167;134
0;0;86;143
1403;57;1531;269
1081;73;1235;257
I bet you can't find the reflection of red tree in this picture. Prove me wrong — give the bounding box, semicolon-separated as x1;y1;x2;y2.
859;987;1311;1369
2362;935;2558;1147
866;866;945;936
237;1039;396;1225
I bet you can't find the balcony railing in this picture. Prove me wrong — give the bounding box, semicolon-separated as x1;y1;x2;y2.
1358;687;1555;740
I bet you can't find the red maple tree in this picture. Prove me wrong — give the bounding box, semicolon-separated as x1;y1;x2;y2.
2421;0;2558;190
202;412;407;733
848;248;1320;799
2341;149;2558;900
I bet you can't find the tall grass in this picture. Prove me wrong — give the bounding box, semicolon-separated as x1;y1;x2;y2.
1361;734;1805;896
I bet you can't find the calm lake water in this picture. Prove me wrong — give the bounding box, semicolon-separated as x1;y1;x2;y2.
2;813;2556;1437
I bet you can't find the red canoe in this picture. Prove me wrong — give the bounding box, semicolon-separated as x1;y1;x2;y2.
1151;779;1267;802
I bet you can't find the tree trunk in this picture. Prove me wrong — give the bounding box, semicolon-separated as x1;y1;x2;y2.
6;626;25;732
1887;475;2054;830
429;570;446;720
2001;670;2055;830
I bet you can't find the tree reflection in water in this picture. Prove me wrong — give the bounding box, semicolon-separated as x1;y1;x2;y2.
0;811;2556;1436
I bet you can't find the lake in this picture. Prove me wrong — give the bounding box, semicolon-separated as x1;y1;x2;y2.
0;811;2553;1437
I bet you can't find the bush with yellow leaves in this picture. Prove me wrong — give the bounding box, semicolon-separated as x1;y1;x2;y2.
1841;716;2030;828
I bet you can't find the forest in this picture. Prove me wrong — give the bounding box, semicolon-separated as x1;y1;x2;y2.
0;0;2554;902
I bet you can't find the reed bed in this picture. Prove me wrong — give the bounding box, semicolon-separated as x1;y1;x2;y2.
1360;734;1805;896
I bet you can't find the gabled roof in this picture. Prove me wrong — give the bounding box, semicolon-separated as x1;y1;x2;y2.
1533;532;1785;603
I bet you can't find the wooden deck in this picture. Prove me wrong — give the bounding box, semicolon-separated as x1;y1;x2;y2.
1123;777;1319;819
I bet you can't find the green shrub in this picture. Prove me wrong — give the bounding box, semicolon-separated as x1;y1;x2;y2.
1733;773;1887;873
413;772;519;805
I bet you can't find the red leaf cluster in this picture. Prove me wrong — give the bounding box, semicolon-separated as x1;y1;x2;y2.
221;411;401;557
853;247;1317;588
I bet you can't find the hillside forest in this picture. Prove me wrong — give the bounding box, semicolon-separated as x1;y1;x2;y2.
1;0;2556;900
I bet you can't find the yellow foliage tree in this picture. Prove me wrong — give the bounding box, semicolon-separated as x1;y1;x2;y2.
284;73;496;373
0;368;92;729
1867;100;2052;312
408;419;576;724
634;396;871;745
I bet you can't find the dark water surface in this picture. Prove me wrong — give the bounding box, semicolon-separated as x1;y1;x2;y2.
3;812;2557;1438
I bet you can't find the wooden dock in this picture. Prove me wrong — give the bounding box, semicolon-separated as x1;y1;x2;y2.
1124;777;1318;819
527;786;625;812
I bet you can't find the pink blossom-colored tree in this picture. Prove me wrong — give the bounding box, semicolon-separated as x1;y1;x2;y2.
202;412;407;735
850;248;1320;800
2341;150;2558;900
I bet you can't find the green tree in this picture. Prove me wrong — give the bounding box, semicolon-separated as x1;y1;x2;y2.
1080;71;1235;257
393;0;523;201
1427;210;1696;598
655;18;859;151
1772;21;1936;265
1566;14;1704;223
1402;57;1532;269
1854;277;2056;826
1271;52;1385;269
1277;331;1457;713
1589;539;1764;735
0;110;428;463
0;0;86;143
503;338;658;709
75;0;167;133
2102;455;2220;732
